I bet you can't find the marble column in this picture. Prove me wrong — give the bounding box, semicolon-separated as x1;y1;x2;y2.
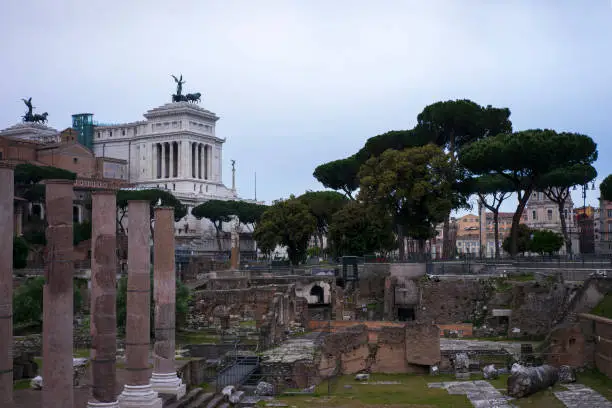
197;144;202;179
0;163;14;406
161;143;166;179
150;207;186;398
230;229;240;270
88;191;119;408
118;201;162;408
169;143;174;179
43;180;75;408
151;143;157;180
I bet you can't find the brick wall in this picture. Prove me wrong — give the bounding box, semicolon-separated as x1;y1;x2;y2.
579;313;612;377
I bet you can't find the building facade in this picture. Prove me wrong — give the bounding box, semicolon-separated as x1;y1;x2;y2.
90;101;251;238
524;191;578;255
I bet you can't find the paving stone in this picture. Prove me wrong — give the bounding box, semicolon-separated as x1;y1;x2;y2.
554;384;612;408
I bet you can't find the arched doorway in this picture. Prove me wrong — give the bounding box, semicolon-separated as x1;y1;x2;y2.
310;285;324;304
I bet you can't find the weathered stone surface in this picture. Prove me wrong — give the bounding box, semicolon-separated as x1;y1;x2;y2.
437;380;515;408
355;373;370;381
559;365;576;383
255;381;274;396
150;208;185;398
483;364;499;379
125;201;152;386
507;364;558;398
555;383;612;407
0;164;13;406
43;180;75;408
90;191;118;404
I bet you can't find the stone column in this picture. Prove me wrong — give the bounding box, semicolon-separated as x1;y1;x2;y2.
43;180;75;408
118;201;162;408
197;144;201;179
169;143;174;178
230;229;240;270
161;143;166;179
14;202;23;236
0;163;14;407
88;191;119;408
151;143;157;180
150;207;186;398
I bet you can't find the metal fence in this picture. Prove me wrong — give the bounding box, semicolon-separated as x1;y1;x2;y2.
213;322;337;397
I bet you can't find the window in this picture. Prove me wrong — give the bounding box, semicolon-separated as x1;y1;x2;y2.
73;158;78;164
122;129;125;136
97;132;100;138
547;209;553;221
532;210;537;220
0;151;3;160
109;130;112;137
172;183;175;191
608;209;612;218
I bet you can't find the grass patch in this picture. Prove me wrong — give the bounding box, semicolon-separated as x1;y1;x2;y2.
578;368;612;400
271;374;472;407
74;348;90;358
509;273;535;282
176;331;221;345
13;379;31;390
591;294;612;320
239;320;256;327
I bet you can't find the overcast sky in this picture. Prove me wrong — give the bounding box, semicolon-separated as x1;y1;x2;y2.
1;1;611;213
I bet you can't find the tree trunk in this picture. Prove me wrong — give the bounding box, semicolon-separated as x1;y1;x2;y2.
558;201;572;256
493;211;500;259
507;365;559;398
397;224;405;261
442;216;451;259
510;188;533;256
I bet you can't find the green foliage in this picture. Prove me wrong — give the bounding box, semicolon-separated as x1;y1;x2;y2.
529;229;564;255
232;201;267;226
298;190;348;241
13;235;29;269
416;99;512;151
253;197;317;265
191;199;233;233
358;144;457;242
354;129;433;164
462;129;597;255
116;274;191;336
591;294;612;320
13;277;44;326
502;224;532;255
313;156;360;199
116;189;187;232
13;276;84;326
601;175;612;202
73;220;92;245
328;201;396;257
14;163;77;185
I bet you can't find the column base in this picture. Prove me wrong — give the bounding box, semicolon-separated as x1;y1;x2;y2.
118;384;162;408
150;372;186;399
87;401;120;408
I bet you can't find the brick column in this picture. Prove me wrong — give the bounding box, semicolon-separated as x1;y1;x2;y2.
150;207;185;397
88;191;119;408
0;163;14;407
14;203;23;236
118;201;161;408
43;180;75;408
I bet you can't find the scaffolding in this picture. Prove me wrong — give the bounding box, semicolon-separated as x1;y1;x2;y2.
71;113;94;150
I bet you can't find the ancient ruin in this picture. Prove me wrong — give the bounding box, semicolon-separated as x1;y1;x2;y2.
0;163;14;406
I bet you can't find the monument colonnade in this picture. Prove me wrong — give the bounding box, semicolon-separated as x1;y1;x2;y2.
0;163;184;408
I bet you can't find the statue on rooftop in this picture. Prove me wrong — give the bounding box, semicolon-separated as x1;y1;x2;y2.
21;97;48;124
171;74;201;103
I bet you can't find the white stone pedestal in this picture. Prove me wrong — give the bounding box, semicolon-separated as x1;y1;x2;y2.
118;384;163;408
87;401;120;408
150;372;186;399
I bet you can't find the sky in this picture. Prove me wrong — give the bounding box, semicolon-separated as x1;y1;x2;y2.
1;0;611;212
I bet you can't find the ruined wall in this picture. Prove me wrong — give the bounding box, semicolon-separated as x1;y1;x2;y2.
417;279;492;325
317;322;440;376
545;325;586;368
508;282;568;337
417;278;574;338
579;313;612;378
